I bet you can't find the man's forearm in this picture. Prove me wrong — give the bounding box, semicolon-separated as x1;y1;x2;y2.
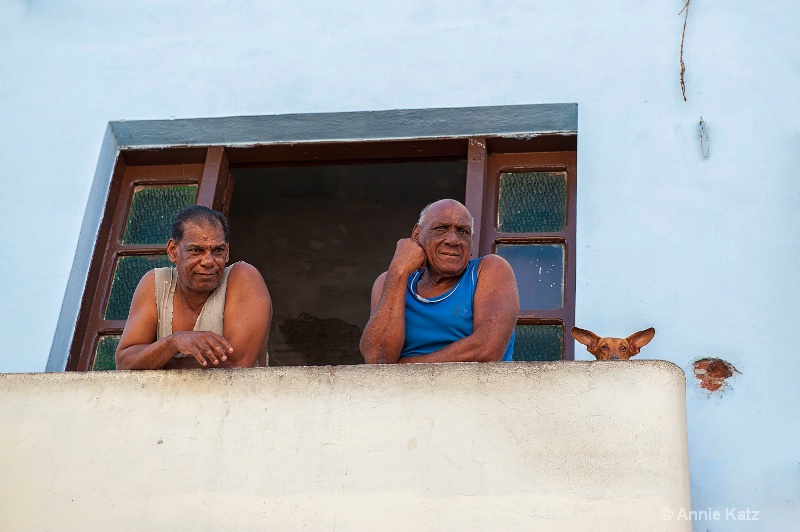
360;274;408;364
119;329;245;369
360;318;403;364
398;329;511;364
116;336;181;370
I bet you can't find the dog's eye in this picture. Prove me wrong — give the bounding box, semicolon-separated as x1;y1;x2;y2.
620;346;627;351
600;345;608;350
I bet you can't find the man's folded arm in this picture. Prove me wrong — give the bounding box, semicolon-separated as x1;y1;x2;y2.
398;255;519;363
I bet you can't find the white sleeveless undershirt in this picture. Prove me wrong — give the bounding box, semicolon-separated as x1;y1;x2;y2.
154;265;231;359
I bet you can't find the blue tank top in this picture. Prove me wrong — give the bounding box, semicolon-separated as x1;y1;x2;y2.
400;257;515;361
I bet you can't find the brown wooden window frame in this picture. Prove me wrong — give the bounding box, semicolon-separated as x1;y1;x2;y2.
467;143;577;360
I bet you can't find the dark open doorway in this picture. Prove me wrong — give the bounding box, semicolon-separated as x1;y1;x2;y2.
227;160;467;366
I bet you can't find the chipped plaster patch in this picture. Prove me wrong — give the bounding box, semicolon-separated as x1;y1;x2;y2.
692;358;739;392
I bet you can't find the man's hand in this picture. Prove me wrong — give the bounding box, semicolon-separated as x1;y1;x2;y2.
387;238;426;277
171;330;234;367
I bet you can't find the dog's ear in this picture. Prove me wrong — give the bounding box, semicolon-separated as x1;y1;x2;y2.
571;327;600;353
627;327;655;356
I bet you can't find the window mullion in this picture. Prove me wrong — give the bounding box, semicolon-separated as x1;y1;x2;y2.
464;137;487;259
196;147;230;210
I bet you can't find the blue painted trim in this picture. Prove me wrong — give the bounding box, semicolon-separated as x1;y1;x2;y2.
48;103;578;371
47;125;119;371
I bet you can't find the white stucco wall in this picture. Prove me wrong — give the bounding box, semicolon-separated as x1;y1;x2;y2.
1;0;798;529
0;362;690;531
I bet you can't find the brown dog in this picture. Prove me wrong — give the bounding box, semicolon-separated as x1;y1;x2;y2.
571;327;655;360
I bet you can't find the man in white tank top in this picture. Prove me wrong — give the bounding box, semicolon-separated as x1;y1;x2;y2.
116;206;272;369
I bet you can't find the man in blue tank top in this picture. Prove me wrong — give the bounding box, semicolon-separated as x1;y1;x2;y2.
360;199;520;364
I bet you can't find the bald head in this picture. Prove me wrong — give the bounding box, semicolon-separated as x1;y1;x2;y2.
417;199;474;236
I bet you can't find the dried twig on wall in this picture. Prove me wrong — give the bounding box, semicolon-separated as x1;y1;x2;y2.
679;0;691;101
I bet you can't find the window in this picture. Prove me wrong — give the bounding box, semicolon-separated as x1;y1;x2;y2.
54;104;578;371
481;151;577;362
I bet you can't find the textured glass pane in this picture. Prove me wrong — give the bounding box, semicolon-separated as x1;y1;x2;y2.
92;335;121;371
497;244;564;310
104;254;172;320
122;185;197;245
498;172;567;233
512;324;563;361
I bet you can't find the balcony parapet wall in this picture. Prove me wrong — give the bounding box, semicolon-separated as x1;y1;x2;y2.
0;361;690;531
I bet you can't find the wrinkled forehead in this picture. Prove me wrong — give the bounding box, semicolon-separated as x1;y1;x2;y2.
422;201;472;228
180;221;227;245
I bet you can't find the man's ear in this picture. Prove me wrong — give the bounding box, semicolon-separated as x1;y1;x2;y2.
411;224;421;242
627;327;655;355
571;327;600;352
167;239;178;263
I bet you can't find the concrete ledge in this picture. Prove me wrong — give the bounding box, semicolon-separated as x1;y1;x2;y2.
0;361;690;531
109;103;578;148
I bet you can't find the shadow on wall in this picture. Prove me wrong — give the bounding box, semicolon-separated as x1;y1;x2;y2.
278;313;362;366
